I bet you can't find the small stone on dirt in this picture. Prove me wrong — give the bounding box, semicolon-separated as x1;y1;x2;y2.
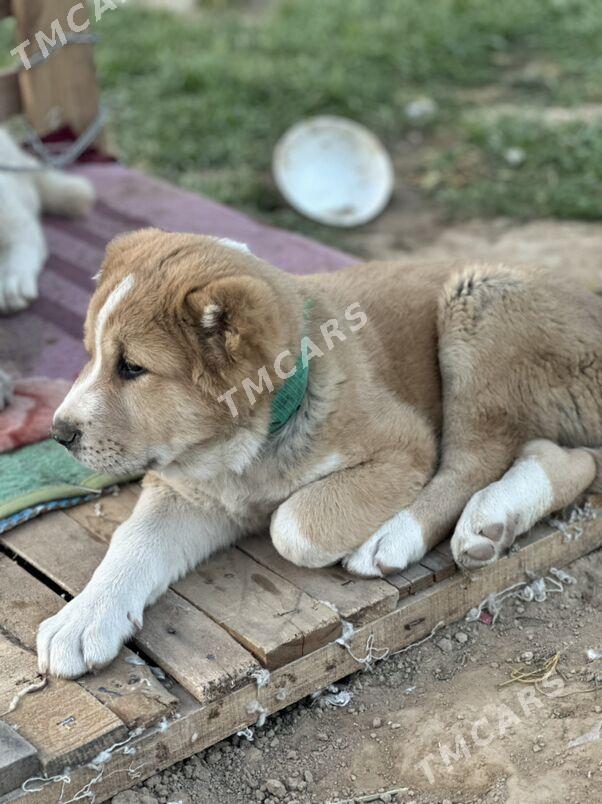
265;779;286;799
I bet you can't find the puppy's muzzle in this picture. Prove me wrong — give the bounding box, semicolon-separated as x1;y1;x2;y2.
51;418;82;450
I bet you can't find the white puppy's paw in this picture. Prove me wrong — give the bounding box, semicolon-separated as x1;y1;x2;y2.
0;269;38;313
451;487;520;571
37;590;141;678
343;511;426;577
0;369;13;410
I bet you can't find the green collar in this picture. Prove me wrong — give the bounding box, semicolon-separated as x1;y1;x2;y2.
268;299;313;435
269;354;310;435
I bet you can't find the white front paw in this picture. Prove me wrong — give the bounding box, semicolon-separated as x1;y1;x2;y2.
37;589;141;678
0;270;38;313
344;511;426;577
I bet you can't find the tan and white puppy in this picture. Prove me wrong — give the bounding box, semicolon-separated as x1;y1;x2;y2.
39;229;602;678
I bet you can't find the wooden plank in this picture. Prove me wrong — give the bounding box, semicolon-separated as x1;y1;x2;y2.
435;539;454;560
393;562;434;593
63;497;260;701
174;548;341;669
0;636;126;774
0;67;21;121
1;510;108;592
0;721;40;798
9;505;602;804
140;590;259;702
65;485;139;544
239;534;399;626
80;653;178;730
12;0;105;142
0;554;178;729
382;571;412;596
420;549;457;582
1;513;260;704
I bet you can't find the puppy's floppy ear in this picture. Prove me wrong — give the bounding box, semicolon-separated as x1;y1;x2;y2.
186;275;279;367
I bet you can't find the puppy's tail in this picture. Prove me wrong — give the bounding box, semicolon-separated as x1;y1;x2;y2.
34;169;95;218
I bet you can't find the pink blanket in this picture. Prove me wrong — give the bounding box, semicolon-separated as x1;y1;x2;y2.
0;378;70;453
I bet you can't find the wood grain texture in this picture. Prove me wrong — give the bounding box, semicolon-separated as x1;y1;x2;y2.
12;0;104;140
139;590;259;702
0;636;126;774
1;510;106;594
9;506;601;803
239;534;399;625
0;555;178;730
386;564;431;593
434;539;454;560
174;548;341;669
1;515;260;705
396;562;435;593
420;549;457;582
65;486;139;544
0;67;21;121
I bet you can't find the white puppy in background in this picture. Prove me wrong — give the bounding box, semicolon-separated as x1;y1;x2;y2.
0;128;95;314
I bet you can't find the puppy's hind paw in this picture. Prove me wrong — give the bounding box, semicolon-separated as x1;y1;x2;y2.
452;490;519;571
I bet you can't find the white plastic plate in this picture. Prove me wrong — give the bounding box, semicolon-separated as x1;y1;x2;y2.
273;116;394;227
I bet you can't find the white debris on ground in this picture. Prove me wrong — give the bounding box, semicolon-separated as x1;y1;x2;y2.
466;566;577;625
311;685;353;708
546;501;598;542
125;655;147;666
568;720;602;749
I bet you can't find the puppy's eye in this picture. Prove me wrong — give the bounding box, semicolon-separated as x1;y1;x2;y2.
118;357;148;380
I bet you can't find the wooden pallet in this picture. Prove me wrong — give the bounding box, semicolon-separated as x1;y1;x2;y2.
1;488;600;803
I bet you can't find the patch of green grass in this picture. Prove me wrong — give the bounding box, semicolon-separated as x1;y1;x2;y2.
93;0;602;226
431;116;602;220
3;1;602;228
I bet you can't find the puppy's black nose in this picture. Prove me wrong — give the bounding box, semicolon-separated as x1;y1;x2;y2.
51;419;82;449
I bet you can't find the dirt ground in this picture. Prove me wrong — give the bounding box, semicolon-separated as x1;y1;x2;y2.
340;138;602;295
115;544;602;804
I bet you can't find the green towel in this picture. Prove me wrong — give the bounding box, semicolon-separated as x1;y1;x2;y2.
0;439;126;520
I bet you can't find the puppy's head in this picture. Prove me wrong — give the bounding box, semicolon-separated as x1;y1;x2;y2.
52;229;295;477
